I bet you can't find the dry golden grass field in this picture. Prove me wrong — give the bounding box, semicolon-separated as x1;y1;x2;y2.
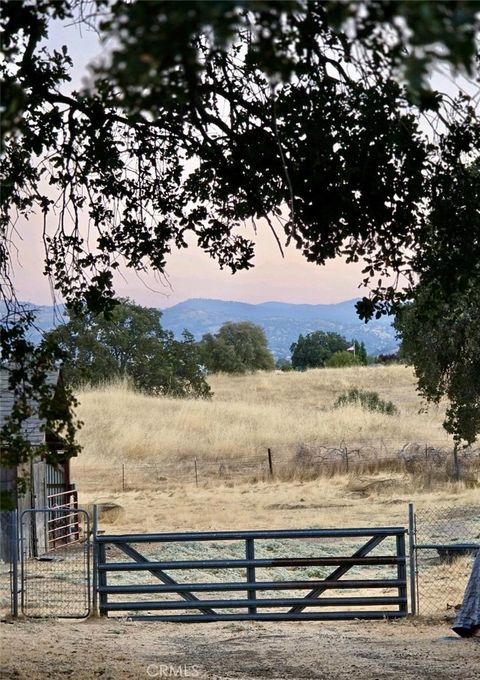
74;365;452;465
72;365;479;494
2;366;479;680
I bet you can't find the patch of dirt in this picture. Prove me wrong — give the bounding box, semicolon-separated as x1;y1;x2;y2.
266;504;350;510
1;617;479;680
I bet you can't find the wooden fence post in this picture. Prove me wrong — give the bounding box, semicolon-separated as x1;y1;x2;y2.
267;448;274;478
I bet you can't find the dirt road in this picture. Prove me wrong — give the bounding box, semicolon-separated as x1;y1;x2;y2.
1;617;479;680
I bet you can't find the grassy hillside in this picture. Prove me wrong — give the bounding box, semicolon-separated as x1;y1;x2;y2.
74;365;451;467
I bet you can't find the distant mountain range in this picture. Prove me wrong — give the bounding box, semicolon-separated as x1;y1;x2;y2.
4;297;399;358
161;298;398;358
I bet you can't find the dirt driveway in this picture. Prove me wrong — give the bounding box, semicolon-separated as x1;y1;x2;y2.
1;617;479;680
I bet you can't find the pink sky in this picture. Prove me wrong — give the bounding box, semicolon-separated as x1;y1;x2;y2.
12;213;367;308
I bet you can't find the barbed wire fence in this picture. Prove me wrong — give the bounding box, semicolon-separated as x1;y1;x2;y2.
412;504;480;619
74;441;480;492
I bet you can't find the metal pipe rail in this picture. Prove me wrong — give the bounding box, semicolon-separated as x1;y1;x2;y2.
96;527;407;543
99;556;402;570
99;578;405;594
414;543;480;550
95;526;408;622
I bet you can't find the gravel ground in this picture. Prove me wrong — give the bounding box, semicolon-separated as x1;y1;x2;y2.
1;617;479;680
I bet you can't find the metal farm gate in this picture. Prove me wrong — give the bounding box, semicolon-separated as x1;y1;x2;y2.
95;526;408;621
20;507;91;618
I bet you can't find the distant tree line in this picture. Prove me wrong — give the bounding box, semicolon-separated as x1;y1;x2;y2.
289;332;368;370
49;299;382;395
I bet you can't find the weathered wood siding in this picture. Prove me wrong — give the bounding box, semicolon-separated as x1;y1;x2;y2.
0;365;59;445
0;365;64;559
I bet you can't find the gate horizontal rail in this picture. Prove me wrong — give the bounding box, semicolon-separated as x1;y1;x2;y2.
96;527;408;622
103;596;405;610
99;578;405;593
99;556;401;570
96;528;404;542
123;611;406;623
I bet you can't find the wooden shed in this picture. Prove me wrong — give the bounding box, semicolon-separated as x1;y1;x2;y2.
0;364;77;561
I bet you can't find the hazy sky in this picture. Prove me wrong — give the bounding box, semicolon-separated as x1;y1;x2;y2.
13;212;368;307
11;13;475;310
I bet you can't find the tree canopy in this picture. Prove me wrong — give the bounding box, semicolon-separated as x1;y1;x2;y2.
290;331;349;370
46;299;211;398
395;161;480;444
395;278;480;445
199;321;275;373
1;0;480;473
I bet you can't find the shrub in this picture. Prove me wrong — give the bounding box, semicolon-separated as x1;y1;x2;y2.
325;351;362;368
334;388;399;415
276;358;293;371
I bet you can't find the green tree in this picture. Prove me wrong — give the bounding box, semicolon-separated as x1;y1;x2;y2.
326;351;361;368
395;279;480;446
395;159;480;448
47;300;211;398
1;1;479;479
290;331;349;370
199;322;274;374
352;340;368;365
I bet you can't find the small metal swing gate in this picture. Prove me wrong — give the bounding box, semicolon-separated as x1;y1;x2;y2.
20;506;91;618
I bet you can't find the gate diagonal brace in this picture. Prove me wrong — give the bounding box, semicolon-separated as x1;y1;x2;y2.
289;534;386;614
113;542;217;616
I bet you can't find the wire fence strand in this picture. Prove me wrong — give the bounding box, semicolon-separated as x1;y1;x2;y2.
74;441;480;492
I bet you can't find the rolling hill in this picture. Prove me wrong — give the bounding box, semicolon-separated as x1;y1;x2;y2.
160;298;397;358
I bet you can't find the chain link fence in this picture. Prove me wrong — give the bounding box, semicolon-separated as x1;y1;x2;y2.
413;504;480;618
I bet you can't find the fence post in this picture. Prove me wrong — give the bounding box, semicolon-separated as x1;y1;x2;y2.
92;504;99;616
267;448;274;478
452;442;460;481
122;463;125;492
396;531;408;615
408;502;417;615
194;458;199;487
11;510;18;617
245;538;257;614
97;540;107;617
